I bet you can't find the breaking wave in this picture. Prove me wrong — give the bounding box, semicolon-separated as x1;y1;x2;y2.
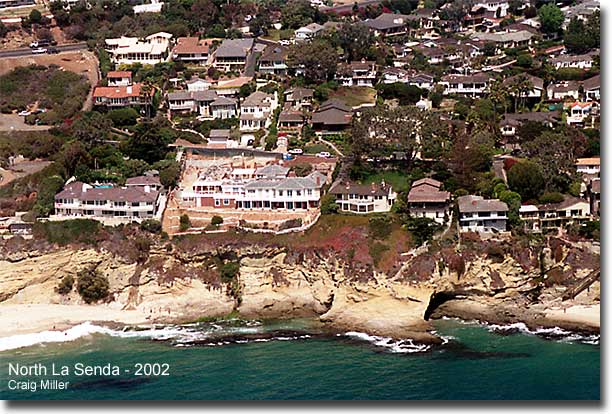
342;331;431;353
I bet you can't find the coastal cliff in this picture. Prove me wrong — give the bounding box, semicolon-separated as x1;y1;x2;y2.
0;227;600;342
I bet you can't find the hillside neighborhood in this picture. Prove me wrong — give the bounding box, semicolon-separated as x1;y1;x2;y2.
0;0;601;243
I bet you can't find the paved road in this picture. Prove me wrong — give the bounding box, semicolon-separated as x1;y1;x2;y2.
0;43;88;59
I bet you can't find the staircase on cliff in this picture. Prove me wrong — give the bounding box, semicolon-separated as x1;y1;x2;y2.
561;268;601;301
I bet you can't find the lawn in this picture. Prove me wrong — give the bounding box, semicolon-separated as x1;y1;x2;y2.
261;29;294;42
329;87;377;108
304;142;334;154
361;170;411;193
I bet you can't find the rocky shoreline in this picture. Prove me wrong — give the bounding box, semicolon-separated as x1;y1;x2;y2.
0;234;600;345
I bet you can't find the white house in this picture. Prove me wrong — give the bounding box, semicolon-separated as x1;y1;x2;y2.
440;73;491;96
458;195;508;233
239;91;279;132
472;0;509;17
186;77;211;92
576;157;600;175
550;50;599;70
519;196;591;232
107;71;133;86
335;60;377;87
54;180;160;223
329;180;397;214
180;164;325;210
564;101;599;126
105;32;172;65
294;23;324;41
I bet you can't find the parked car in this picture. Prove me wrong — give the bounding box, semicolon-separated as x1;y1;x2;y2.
31;48;47;54
29;41;38;48
18;110;31;116
288;148;303;155
316;151;331;158
46;47;60;54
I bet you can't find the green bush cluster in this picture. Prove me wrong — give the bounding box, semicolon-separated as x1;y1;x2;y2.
77;267;110;304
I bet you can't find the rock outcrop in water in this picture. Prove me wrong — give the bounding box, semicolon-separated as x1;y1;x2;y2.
0;231;600;342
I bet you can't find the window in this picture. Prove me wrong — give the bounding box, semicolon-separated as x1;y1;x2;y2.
223;199;230;205
287;190;293;196
132;202;140;207
215;199;221;206
307;189;312;195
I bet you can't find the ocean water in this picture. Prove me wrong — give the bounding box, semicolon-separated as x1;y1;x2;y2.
0;319;600;400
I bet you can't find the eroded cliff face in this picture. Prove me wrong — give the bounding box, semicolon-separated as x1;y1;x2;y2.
0;236;600;340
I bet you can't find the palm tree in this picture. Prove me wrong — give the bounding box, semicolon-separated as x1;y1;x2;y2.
139;81;153;119
489;78;509;118
515;75;534;111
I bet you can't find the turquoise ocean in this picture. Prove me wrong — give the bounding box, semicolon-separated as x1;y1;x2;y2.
0;318;600;400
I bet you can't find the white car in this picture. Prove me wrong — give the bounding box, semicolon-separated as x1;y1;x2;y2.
18;110;31;116
288;148;303;155
31;48;47;54
279;40;291;46
29;41;38;48
316;151;331;158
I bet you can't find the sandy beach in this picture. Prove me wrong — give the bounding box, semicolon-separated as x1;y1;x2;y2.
543;304;600;329
0;304;153;339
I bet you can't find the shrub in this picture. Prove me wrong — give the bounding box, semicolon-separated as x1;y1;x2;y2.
211;215;223;226
368;215;392;239
486;245;506;263
578;220;600;240
107;108;139;126
219;261;240;282
179;214;191;231
134;236;151;263
140;219;162;233
291;162;313;177
32;219;102;245
320;193;339;214
77;267;110;304
369;242;390;267
404;217;441;246
539;192;564;204
56;274;74;295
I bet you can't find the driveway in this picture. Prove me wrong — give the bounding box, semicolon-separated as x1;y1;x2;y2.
0;114;52;132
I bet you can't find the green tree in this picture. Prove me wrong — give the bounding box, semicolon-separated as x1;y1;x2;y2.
77;267;110;304
29;9;42;24
320;193;339;214
71;112;112;149
507;161;545;201
338;22;374;61
523;130;582;192
404;217;440;246
281;0;317;29
288;39;338;83
179;214;191;231
211;215;223;226
33;175;65;217
107;108;139;126
538;4;564;34
498;190;522;228
158;160;181;188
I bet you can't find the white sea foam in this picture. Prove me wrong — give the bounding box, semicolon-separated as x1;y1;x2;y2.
0;322;114;352
485;322;600;345
343;331;430;353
